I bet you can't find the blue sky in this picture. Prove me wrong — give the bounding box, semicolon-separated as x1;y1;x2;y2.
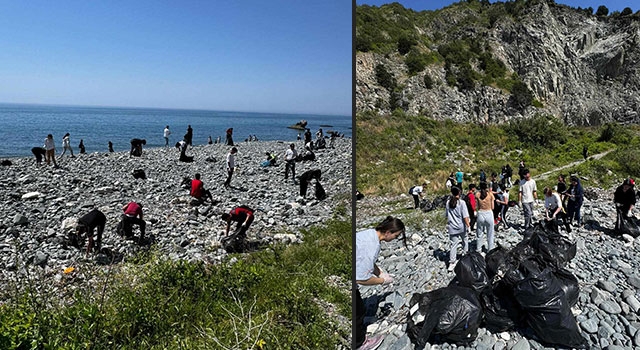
0;1;352;116
356;0;637;13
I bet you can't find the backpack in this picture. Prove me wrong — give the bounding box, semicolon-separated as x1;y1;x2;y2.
315;182;327;200
409;186;416;195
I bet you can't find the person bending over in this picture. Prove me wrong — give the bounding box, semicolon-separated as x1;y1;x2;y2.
31;147;46;165
130;138;146;157
121;201;146;242
299;169;321;198
76;209;106;254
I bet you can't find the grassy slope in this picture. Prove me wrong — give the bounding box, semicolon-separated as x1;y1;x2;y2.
0;218;351;350
357;111;640;196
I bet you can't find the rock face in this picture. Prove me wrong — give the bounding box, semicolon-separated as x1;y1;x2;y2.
0;139;350;294
356;188;640;349
356;2;640;125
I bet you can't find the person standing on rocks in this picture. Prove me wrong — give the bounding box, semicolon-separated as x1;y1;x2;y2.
614;178;636;230
31;147;46;165
190;173;214;203
224;147;238;188
304;128;312;147
455;169;464;189
121;201;146;242
208;135;213;145
78;139;86;154
129;138;146;157
76;208;106;254
108;141;114;153
60;132;74;158
446;186;471;271
163;125;171;147
44;134;58;167
355;216;406;350
518;169;538;230
185;125;193;146
226;127;234;146
475;182;494;254
543;187;570;234
284;143;298;184
410;182;426;209
465;184;477;230
566;175;584;227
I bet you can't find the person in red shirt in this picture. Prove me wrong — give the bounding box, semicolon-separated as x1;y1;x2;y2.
221;206;255;253
190;173;214;203
121;201;146;241
467;184;478;231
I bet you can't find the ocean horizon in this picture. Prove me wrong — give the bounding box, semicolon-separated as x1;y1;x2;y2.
0;103;352;158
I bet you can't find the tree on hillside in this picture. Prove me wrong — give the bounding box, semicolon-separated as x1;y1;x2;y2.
510;81;533;110
375;64;397;92
596;5;609;16
398;36;416;55
621;7;633;16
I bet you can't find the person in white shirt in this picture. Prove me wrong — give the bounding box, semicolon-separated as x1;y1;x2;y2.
284;143;298;184
518;169;538;230
356;216;406;350
163;125;171;146
544;187;571;233
224;147;238;188
410;183;427;209
60;132;74;158
44;134;58;167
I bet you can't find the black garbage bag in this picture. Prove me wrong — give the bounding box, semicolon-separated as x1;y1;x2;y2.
501;249;543;288
407;286;483;348
485;246;509;279
454;251;489;293
554;268;580;308
529;224;576;267
420;198;434;212
480;280;524;332
616;210;640;237
513;267;587;348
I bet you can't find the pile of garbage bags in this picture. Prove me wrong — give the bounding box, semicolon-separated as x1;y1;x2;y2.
407;222;588;349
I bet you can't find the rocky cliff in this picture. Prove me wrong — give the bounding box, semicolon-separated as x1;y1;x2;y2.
356;1;640;125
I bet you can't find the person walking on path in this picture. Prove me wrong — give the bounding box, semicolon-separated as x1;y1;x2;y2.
410;183;427;209
44;134;58;167
518;169;538;230
566;175;584;227
284;143;298;184
582;145;589;160
163;125;171;146
446;186;471;271
185;125;193;146
76;209;106;254
224;147;238;188
190;173;214;203
475;182;494;254
226;128;234;146
455;169;464;189
60;133;74;158
356;216;406;350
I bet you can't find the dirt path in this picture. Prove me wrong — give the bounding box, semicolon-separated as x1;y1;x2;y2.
533;148;615;181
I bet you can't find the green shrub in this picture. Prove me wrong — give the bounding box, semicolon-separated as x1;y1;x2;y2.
398;35;416;55
598;122;633;145
510;80;533;109
375;64;396;91
596;5;609;16
424;73;434;89
503;114;568;149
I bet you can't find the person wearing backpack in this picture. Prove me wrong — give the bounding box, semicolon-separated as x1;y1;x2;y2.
409;182;427;209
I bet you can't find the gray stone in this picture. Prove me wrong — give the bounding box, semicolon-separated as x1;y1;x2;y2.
511;338;530;350
599;322;616;339
33;252;48;267
591;288;609;305
13;214;28;226
635;329;640;346
598;280;618;293
626;295;640;313
387;334;410;350
581;318;599;333
601;300;623;314
628;275;640;289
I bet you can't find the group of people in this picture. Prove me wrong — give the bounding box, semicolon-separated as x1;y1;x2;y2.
32;133;88;167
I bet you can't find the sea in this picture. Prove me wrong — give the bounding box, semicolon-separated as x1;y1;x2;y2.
0;104;352;158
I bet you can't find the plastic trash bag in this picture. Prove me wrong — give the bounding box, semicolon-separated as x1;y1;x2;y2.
480;280;523;332
454;251;489;293
528;223;576;267
485;246;509;279
616;210;640;237
407;286;483;348
554;267;580;308
513;267;587;348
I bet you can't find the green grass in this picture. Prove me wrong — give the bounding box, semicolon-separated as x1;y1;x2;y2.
356;111;640;196
0;219;351;349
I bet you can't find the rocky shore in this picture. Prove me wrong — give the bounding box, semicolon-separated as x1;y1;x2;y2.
0;138;351;297
357;188;640;350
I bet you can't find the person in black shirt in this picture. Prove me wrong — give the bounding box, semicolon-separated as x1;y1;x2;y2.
615;178;636;217
129;138;146;157
76;209;107;254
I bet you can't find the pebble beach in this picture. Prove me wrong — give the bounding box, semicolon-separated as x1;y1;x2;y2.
0;138;351;298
